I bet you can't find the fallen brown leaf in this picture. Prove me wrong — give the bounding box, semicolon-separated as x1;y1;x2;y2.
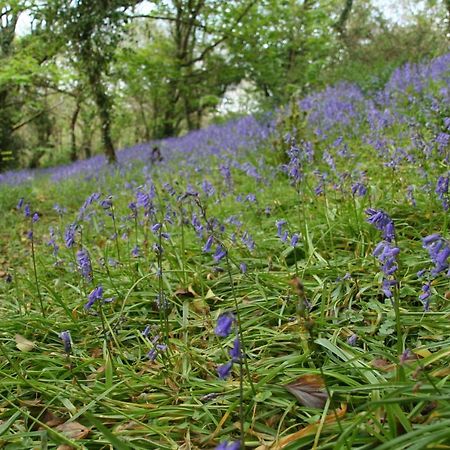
284;374;328;408
15;334;35;352
55;421;90;440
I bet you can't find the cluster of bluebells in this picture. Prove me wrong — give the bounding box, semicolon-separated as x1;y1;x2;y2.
366;209;399;298
418;233;450;310
275;219;299;247
77;248;93;283
17;198;39;239
281;136;314;186
214;313;241;379
435;174;449;211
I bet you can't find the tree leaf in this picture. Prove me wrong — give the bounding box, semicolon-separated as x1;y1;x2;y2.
284;374;328;408
55;421;90;440
15;334;35;352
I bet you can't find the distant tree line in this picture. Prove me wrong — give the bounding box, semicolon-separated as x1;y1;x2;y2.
0;0;448;171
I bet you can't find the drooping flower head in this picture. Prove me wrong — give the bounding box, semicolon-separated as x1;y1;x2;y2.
365;208;395;242
85;285;103;309
59;331;72;354
215;313;235;337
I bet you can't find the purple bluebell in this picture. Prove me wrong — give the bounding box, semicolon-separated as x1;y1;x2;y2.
276;219;286;237
422;234;450;276
436;175;449;210
217;360;233;379
241;232;255;251
229;337;241;362
291;233;299;247
215;313;234;337
419;283;431;311
59;331;72;354
17;198;24;209
24;204;31;217
366;209;395;242
213;245;227;262
147;334;167;361
382;279;397;298
351;182;367;197
347;334;358;346
85;285;103;309
216;440;240;450
240;263;247;273
151;223;162;233
77;248;93;282
203;235;214;253
64;223;77;248
131;245;140;257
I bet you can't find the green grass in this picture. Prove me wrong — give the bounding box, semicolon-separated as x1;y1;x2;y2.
0;123;449;450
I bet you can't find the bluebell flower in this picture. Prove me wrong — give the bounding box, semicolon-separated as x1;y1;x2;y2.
64;223;77;248
291;233;299;247
217;361;233;379
77;248;93;282
229;337;241;362
85;285;103;309
347;334;358;346
17;198;24;209
24;204;31;217
59;331;72;354
216;441;240;450
203;235;214;252
213;245;227;262
151;223;162;233
275;219;286;237
215;313;234;337
240;263;247;273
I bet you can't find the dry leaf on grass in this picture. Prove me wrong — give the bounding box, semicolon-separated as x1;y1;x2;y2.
55;421;90;440
15;334;35;352
284;374;328;408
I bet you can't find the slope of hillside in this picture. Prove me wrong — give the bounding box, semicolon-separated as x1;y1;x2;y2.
0;54;449;449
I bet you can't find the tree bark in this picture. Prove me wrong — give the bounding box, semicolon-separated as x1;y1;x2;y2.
70;101;81;162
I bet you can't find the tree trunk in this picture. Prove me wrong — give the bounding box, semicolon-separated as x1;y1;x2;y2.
90;77;116;163
335;0;354;40
446;0;450;40
70;101;81;162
